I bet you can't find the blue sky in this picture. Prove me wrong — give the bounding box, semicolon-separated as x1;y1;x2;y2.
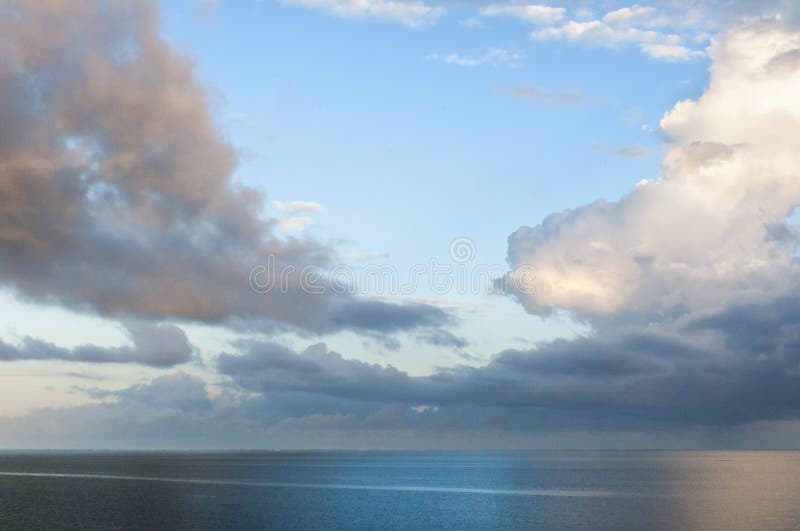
154;0;709;365
4;0;800;448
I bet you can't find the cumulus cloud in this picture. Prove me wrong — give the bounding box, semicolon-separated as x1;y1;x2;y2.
0;1;451;336
506;21;800;320
0;323;192;367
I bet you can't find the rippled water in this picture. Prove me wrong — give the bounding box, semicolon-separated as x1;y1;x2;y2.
1;451;799;529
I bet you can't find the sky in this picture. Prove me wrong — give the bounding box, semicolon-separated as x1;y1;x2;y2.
2;0;800;449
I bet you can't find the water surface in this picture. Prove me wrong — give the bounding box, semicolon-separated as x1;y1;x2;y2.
0;451;799;529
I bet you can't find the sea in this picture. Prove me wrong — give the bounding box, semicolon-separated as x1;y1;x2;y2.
0;450;799;530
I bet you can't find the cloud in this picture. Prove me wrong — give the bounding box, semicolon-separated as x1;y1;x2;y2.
602;5;670;29
425;48;522;68
458;17;484;29
479;4;565;25
533;19;680;45
0;323;192;367
112;372;213;414
0;372;251;449
593;144;652;158
502;85;584;104
160;20;784;438
415;328;469;349
529;5;707;61
276;216;313;232
7;292;800;448
426;53;481;67
642;43;706;61
505;21;800;321
0;0;450;337
213;300;800;427
274;200;326;213
8;6;800;450
282;0;443;26
10;287;800;446
329;300;455;333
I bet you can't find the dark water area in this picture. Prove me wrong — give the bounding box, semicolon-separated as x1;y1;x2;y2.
1;450;799;530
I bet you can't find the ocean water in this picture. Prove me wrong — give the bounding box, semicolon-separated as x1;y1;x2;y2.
1;451;799;530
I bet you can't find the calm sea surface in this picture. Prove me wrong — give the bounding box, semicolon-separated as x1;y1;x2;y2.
0;451;799;530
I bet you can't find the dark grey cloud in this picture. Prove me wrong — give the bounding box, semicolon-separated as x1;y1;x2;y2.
0;0;450;337
329;300;453;333
6;288;800;448
415;328;468;349
0;323;192;367
215;288;800;428
115;372;213;414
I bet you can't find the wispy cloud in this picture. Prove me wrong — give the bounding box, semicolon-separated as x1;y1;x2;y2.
426;48;522;68
282;0;443;26
471;3;709;62
593;144;652;159
479;3;565;25
502;84;584;104
277;216;314;232
458;17;484;29
641;43;706;61
531;18;706;61
274;200;327;213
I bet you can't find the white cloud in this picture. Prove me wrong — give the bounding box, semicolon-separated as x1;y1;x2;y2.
642;43;706;61
283;0;443;26
532;19;681;46
442;53;482;67
277;216;313;232
274;200;327;213
506;21;800;318
458;17;484;28
527;5;708;61
426;48;522;67
602;5;668;28
480;3;565;25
